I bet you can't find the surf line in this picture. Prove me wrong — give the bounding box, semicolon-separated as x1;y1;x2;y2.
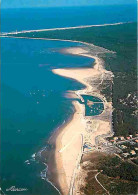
41;163;61;195
1;22;131;36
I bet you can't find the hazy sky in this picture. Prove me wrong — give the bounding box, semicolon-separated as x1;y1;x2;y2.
2;0;137;9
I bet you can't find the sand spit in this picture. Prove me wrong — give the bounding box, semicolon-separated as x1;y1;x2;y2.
52;46;113;195
1;22;127;36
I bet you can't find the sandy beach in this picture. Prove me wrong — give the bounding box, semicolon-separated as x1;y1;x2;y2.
51;47;113;195
52;101;85;194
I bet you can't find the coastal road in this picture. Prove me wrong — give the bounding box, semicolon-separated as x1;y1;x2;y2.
69;134;83;195
95;172;110;195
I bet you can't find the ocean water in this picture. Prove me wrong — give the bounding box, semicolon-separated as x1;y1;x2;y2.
1;5;137;33
1;5;137;195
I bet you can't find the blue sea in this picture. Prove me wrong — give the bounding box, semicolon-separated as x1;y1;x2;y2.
1;5;137;33
1;5;137;195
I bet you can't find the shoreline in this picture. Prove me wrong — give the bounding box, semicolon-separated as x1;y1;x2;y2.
47;101;85;195
50;47;113;194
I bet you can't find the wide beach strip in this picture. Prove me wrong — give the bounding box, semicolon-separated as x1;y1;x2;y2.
52;47;113;194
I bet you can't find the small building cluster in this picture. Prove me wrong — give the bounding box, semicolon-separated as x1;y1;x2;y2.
108;133;138;159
